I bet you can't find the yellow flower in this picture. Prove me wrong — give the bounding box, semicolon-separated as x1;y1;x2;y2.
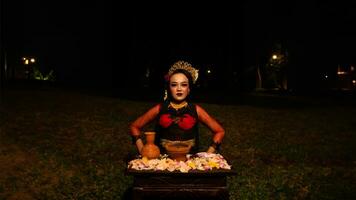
208;161;219;169
142;156;148;164
187;161;196;169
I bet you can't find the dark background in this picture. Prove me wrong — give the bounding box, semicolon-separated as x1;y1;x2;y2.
2;1;356;92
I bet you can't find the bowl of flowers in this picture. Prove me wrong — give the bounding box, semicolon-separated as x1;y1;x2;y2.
164;142;192;162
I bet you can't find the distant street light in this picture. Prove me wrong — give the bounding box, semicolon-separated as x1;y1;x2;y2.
22;57;35;64
22;57;36;79
272;54;278;60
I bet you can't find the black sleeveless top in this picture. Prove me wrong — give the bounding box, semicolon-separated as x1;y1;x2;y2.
155;101;200;153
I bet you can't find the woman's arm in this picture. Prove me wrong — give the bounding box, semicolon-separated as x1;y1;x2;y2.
196;105;225;153
130;104;161;153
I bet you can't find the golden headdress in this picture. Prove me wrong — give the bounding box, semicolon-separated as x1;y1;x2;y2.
167;61;199;84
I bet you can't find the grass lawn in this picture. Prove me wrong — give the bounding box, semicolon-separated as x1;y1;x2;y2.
0;86;355;199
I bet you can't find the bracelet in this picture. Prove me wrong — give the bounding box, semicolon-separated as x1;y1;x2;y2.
210;141;221;151
131;135;140;145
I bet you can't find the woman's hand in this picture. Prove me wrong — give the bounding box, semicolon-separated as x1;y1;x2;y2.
135;138;144;154
207;146;216;153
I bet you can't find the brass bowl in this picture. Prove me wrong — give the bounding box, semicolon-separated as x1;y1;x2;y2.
165;143;191;162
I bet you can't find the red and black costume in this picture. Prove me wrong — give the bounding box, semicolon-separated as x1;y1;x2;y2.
130;101;225;153
155;101;200;152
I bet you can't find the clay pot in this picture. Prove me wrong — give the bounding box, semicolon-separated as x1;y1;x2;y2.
165;143;191;162
141;132;160;159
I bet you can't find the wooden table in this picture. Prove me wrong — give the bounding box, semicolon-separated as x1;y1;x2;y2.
125;167;236;200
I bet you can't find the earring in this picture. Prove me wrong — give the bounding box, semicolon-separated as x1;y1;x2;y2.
164;90;168;100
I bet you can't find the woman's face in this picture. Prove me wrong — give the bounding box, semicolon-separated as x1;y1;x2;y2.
169;73;190;102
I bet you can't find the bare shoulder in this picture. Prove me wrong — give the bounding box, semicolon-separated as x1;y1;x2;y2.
149;103;161;113
195;104;209;116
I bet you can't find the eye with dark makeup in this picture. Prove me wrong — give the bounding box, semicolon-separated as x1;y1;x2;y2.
181;83;188;87
170;82;188;88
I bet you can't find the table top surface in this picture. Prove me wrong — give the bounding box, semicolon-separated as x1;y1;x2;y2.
126;167;236;176
126;153;237;176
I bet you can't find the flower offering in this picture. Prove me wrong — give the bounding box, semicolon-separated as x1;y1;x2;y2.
128;153;231;173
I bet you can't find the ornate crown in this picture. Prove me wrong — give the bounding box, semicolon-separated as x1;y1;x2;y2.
167;61;199;84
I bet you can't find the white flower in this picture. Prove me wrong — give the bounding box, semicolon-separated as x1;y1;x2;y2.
128;153;231;172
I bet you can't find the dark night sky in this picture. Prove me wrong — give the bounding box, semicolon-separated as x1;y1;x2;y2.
3;1;113;86
2;1;356;90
